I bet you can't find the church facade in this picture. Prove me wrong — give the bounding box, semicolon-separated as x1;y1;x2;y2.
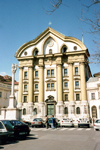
15;27;91;121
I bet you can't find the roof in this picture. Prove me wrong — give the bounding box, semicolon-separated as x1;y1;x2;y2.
87;77;99;82
94;72;100;77
0;75;19;85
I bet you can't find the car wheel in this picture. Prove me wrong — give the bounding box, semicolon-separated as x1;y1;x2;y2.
78;125;80;128
14;132;19;137
88;125;90;128
95;129;99;131
1;136;6;144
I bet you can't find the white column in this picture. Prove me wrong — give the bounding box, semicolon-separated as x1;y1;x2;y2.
11;64;17;96
18;67;23;108
9;64;17;108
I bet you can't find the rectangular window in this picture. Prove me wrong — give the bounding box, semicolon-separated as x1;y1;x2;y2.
65;94;68;101
35;71;38;78
75;81;79;88
24;72;27;79
0;92;2;98
35;84;38;90
64;82;68;89
47;83;50;89
51;70;54;77
24;96;27;103
35;96;38;102
64;69;67;76
47;70;50;77
47;69;54;77
75;67;78;75
51;83;54;89
91;93;95;100
47;83;55;90
76;94;80;101
24;85;27;91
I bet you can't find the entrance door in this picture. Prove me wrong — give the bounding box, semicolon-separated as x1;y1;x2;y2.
92;106;97;118
47;104;54;115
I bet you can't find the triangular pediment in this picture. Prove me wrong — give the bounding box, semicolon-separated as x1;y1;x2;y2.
46;79;56;82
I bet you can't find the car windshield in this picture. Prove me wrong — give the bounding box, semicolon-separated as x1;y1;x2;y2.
10;120;24;126
33;118;42;121
48;118;52;122
96;120;100;123
79;118;88;121
63;119;71;121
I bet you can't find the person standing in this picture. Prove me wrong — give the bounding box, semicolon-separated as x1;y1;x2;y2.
45;115;48;129
51;115;55;129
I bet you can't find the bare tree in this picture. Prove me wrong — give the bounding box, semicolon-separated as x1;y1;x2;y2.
80;0;100;63
45;0;100;63
43;0;68;15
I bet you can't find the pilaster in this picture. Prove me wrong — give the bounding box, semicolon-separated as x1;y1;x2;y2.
57;64;63;102
28;66;33;103
39;59;44;103
18;66;23;107
80;62;87;101
68;63;74;101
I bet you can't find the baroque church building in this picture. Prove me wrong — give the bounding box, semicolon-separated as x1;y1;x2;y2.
15;27;91;121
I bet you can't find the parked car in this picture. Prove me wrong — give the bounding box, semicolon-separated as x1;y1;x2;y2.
22;120;31;126
31;118;45;127
0;121;8;144
94;119;100;131
1;120;31;137
60;118;74;127
48;118;60;128
78;118;90;128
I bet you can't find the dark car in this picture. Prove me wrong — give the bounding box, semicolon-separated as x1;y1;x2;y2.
48;118;60;128
1;120;31;137
0;121;8;144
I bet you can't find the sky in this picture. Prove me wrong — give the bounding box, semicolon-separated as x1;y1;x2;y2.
0;0;100;81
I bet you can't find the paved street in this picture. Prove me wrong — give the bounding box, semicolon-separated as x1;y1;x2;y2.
1;127;100;150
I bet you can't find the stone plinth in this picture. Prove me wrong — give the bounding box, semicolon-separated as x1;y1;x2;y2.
1;108;22;120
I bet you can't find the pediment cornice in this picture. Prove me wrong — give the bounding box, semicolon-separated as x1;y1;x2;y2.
46;79;56;82
15;27;88;58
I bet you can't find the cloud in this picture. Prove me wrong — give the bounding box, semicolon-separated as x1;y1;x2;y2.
0;72;7;76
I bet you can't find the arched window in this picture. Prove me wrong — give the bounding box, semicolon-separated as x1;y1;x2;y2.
62;46;67;53
49;49;52;54
33;108;37;115
23;108;26;115
64;107;68;114
76;107;80;114
33;49;38;56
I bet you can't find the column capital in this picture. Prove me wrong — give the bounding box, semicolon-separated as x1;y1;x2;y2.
56;57;62;65
39;64;44;67
79;61;85;65
57;63;62;66
68;62;73;65
18;66;23;69
28;65;33;68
